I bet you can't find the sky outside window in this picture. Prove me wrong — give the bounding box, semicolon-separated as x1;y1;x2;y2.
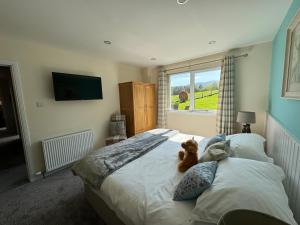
195;69;221;84
170;72;190;86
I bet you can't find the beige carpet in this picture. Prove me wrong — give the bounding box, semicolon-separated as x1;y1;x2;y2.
0;170;105;225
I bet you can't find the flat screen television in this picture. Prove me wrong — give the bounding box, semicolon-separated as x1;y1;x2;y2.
52;72;103;101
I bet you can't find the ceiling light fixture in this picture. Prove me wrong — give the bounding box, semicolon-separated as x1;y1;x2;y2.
208;40;216;45
177;0;190;5
104;40;112;45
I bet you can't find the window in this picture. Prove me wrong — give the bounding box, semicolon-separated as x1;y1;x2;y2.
170;68;221;112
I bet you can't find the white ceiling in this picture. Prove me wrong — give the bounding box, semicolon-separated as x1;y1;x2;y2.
0;0;292;67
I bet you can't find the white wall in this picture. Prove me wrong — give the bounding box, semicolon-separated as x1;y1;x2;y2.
167;112;217;136
118;64;143;83
142;67;159;84
148;42;272;137
234;42;271;136
0;35;143;180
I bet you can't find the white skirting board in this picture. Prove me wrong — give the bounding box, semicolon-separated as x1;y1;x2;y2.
266;114;300;224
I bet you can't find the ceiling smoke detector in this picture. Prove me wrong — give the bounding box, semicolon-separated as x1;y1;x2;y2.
104;40;112;45
150;57;157;61
177;0;190;5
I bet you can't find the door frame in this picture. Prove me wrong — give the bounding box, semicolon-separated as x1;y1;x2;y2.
0;60;33;181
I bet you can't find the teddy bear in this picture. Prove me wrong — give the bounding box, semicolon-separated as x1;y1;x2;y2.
178;137;199;172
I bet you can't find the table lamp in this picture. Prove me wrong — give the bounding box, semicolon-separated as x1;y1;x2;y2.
236;111;256;133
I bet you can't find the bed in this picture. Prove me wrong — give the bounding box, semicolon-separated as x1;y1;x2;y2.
72;127;298;225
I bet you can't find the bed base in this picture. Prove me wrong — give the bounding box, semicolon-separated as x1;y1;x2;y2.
84;184;127;225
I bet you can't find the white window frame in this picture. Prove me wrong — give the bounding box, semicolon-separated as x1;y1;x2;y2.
169;67;221;114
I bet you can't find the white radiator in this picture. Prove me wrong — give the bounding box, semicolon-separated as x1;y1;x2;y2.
42;130;94;173
267;115;300;224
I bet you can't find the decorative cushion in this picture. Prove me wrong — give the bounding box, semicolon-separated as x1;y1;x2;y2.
199;140;231;163
111;114;126;122
173;161;218;201
110;121;126;136
205;134;226;150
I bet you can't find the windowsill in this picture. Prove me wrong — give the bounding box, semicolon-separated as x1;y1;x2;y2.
167;109;217;116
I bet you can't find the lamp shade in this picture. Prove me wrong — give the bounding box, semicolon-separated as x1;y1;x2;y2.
236;111;256;124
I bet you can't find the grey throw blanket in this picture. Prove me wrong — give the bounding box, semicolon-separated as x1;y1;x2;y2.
72;129;178;188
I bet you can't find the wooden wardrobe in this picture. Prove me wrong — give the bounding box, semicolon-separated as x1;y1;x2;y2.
119;82;156;137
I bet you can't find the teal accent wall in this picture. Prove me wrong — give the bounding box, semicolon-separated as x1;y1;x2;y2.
269;0;300;140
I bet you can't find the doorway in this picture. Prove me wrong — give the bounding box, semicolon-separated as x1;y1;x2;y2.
0;66;27;193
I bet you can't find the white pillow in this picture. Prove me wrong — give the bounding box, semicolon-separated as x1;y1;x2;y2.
226;133;269;162
192;158;297;225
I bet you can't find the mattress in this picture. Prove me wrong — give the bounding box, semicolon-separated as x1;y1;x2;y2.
90;131;214;225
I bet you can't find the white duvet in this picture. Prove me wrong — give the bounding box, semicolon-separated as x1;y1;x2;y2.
89;130;292;225
96;130;213;225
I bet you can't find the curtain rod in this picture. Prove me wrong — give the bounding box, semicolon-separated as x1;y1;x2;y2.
163;53;248;73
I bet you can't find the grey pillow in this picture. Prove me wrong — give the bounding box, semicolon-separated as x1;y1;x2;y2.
173;161;218;201
205;134;226;150
199;140;231;163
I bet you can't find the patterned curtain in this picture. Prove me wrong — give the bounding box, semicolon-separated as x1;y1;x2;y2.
157;69;169;128
217;56;235;135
